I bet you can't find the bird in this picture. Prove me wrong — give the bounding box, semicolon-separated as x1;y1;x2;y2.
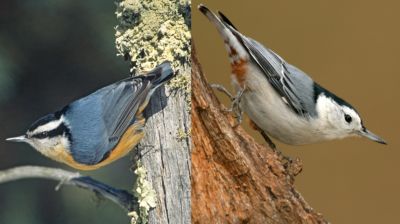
198;5;387;147
6;61;174;170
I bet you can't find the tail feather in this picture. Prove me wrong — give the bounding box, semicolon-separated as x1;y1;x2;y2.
198;4;249;65
147;61;174;90
218;11;238;31
146;61;175;92
198;5;230;40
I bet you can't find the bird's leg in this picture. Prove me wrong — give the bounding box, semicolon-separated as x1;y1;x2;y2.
233;97;244;128
210;84;234;100
211;84;245;127
259;130;292;163
222;85;245;113
259;129;276;150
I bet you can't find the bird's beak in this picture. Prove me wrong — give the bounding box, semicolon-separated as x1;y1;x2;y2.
6;135;31;143
358;127;387;145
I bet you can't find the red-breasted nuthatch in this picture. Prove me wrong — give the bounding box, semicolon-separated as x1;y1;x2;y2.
198;5;386;146
6;61;174;170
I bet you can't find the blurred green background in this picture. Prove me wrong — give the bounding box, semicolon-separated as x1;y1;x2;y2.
193;0;400;223
0;1;135;223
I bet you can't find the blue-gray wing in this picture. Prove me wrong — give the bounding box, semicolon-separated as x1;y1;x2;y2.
93;72;164;163
67;62;174;165
68;70;163;165
241;35;306;116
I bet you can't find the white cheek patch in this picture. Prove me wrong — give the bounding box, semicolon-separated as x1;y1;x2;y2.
29;138;55;153
30;135;69;155
339;106;362;129
316;94;362;135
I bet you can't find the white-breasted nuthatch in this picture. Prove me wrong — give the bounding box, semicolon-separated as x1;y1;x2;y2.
6;61;174;170
199;5;387;146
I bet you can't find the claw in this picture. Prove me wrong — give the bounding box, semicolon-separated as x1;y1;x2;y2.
210;84;234;100
282;155;293;163
211;83;245;127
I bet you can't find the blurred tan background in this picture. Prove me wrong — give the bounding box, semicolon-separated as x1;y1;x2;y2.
193;0;399;223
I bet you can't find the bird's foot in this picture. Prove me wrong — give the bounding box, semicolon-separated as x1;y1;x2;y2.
129;143;154;172
280;153;293;164
210;84;234;99
259;130;292;163
211;84;245;127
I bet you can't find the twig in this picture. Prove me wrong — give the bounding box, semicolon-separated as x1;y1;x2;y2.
0;166;137;212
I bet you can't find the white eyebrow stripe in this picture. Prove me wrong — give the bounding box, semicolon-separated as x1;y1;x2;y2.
31;116;65;135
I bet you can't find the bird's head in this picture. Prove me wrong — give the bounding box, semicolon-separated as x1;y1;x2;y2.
6;112;71;156
316;93;386;145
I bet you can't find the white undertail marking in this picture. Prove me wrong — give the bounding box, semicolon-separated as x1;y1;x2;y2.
201;7;249;63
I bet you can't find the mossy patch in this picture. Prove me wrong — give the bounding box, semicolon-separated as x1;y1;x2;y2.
176;128;190;141
115;0;191;73
129;159;157;224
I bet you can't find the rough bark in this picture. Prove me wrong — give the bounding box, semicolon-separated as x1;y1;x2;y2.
139;66;191;224
191;40;329;224
115;1;191;224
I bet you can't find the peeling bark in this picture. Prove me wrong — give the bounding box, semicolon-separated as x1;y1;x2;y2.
191;40;329;224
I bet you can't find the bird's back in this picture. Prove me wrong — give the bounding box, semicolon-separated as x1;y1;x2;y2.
65;62;174;165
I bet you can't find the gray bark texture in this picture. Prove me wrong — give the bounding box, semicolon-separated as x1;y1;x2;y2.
115;1;191;224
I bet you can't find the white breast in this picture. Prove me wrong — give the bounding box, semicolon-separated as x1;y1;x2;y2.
230;62;335;145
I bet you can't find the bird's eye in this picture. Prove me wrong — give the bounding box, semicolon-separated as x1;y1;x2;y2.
38;132;48;139
344;114;352;123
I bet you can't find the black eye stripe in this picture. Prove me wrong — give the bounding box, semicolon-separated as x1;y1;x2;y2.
47;124;66;137
33;132;48;139
32;123;70;140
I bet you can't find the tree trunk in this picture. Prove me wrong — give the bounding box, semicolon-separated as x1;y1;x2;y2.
191;40;329;224
115;1;191;224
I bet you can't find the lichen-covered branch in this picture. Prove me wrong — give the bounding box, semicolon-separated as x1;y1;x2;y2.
129;160;157;224
0;166;137;212
115;0;191;73
115;1;191;224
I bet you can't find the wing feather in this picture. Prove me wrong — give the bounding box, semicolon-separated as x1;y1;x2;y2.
92;73;160;163
222;21;306;116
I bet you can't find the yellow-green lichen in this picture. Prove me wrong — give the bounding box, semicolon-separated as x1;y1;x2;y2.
129;160;157;224
169;69;190;94
128;211;139;224
168;69;191;111
115;0;191;73
176;128;190;141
